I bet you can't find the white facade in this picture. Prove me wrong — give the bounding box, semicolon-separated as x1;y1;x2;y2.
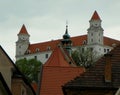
16;33;30;57
16;50;52;64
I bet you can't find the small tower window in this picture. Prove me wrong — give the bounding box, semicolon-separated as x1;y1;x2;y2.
19;46;21;48
91;39;93;42
91;33;93;36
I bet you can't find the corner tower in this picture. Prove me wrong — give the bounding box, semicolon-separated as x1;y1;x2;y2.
87;11;104;45
16;24;30;58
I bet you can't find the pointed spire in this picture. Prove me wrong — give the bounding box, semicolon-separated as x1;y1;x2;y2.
91;10;101;20
63;22;70;39
18;24;29;35
65;20;68;34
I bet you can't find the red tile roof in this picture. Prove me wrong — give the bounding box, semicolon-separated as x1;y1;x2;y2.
40;66;84;95
27;35;120;54
18;24;29;35
91;11;101;20
44;47;71;67
39;46;84;95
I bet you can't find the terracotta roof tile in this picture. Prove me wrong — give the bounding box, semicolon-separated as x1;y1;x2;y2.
39;46;85;95
44;47;71;67
40;66;84;95
18;24;29;35
91;11;101;20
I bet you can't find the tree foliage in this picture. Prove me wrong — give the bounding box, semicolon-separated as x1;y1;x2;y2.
72;48;98;68
15;58;42;83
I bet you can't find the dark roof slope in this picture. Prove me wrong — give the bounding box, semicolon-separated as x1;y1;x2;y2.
63;44;120;89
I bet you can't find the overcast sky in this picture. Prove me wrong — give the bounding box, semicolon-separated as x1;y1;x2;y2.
0;0;120;60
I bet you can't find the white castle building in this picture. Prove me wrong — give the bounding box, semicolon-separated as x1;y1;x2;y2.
16;11;120;63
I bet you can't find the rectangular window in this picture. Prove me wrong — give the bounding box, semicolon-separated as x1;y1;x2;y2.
45;54;48;59
104;49;106;52
82;48;84;53
34;56;37;60
91;39;93;42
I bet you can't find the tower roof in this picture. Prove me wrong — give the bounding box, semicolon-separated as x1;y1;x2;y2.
91;11;101;20
63;25;70;39
18;24;29;35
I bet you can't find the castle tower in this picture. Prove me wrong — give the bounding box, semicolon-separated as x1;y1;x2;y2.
61;25;72;56
87;11;104;45
16;25;30;58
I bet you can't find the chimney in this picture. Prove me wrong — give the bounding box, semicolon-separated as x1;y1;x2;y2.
104;53;112;82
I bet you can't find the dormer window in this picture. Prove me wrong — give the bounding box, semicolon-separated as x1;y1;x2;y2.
83;40;87;45
47;46;51;50
36;48;40;52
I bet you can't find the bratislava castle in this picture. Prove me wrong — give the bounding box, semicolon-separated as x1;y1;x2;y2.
16;11;120;63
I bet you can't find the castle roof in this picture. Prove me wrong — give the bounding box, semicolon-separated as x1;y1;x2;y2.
91;10;101;20
18;24;29;35
39;46;84;95
26;35;120;54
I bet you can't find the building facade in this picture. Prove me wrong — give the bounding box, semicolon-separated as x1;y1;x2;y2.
16;11;120;63
0;45;35;95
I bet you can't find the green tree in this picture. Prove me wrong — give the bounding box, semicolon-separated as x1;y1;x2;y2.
15;58;42;83
72;48;98;68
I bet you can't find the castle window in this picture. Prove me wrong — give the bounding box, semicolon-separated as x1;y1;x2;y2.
89;47;93;52
83;40;87;45
82;48;84;52
91;39;93;42
45;54;48;59
104;49;106;52
19;46;21;48
91;33;93;36
47;46;51;50
36;48;40;52
107;49;109;52
34;56;37;60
